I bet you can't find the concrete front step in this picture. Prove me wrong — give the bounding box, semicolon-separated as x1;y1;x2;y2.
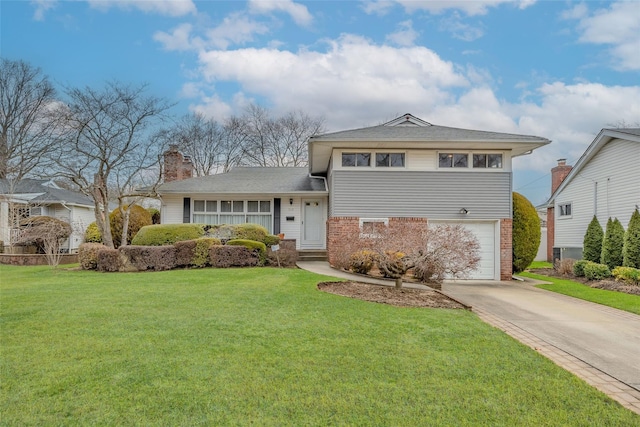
297;250;327;262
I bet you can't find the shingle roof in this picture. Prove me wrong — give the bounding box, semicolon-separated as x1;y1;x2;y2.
0;178;94;206
157;167;327;194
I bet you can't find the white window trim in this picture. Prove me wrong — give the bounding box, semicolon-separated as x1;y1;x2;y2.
558;202;573;219
437;151;504;170
338;150;407;169
359;217;388;238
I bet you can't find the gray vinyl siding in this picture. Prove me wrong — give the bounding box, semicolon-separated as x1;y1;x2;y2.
331;170;511;219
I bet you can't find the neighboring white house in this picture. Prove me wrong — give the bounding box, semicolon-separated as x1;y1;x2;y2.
0;179;95;253
545;128;640;261
156;113;550;280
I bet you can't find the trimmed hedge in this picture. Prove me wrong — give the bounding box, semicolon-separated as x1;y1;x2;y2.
119;245;176;271
131;224;205;246
583;262;611;281
207;223;279;246
174;238;221;268
573;259;590;277
79;243;107;270
612;266;640;285
210;245;259;268
226;239;267;265
84;222;102;243
85;205;153;248
512;192;541;273
266;239;298;267
97;249;121;272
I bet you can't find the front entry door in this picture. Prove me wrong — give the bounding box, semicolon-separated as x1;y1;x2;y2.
301;199;324;248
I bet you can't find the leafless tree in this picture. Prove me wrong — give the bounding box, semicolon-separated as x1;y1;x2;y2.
236;104;325;167
0;58;58;181
53;81;173;249
16;216;72;268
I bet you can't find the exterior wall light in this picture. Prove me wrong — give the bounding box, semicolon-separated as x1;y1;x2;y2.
460;208;469;215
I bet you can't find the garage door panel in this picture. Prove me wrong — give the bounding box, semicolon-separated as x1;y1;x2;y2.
430;221;496;280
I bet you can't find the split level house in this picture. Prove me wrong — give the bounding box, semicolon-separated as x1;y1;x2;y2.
545;128;640;262
156;114;550;280
0;178;95;253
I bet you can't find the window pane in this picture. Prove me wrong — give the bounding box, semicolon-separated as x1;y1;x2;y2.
488;154;502;168
194;200;205;212
247;201;259;212
342;153;355;167
376;153;389;167
221;201;232;212
439;153;453;167
233;201;244;212
356;153;370;166
260;201;270;212
473;154;487;168
390;153;405;167
220;214;245;225
247;215;272;233
453;153;468;168
206;201;216;212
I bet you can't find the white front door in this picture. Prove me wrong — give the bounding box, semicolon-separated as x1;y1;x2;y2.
301;199;324;248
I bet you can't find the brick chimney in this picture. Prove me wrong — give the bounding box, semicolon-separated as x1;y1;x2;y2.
163;145;194;182
551;158;572;194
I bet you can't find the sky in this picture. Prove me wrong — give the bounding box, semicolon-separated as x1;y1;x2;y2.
1;0;639;205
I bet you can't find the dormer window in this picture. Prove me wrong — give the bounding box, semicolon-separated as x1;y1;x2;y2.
342;153;370;167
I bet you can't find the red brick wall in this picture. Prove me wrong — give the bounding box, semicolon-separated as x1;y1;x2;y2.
551;163;572;194
500;218;513;281
326;217;360;266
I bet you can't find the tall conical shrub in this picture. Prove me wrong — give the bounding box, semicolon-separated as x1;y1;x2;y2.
582;216;603;263
512;192;541;273
601;217;624;269
623;208;640;268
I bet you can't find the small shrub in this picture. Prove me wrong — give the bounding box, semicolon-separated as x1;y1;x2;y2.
84;222;102;243
119;245;176;271
554;258;575;276
623;208;640;268
79;243;107;270
377;251;409;279
174;239;197;267
573;260;590;277
583;216;603;263
263;234;281;247
110;205;153;248
97;248;121;272
349;250;377;274
210;245;259;268
612;266;640;285
226;239;267;265
233;224;269;243
583;262;611;281
266;240;298;267
193;238;221;267
132;224;205;246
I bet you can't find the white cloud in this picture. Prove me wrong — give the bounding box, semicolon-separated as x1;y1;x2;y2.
394;0;535;16
205;12;271;49
565;1;640;71
439;12;485;41
154;23;203;51
248;0;313;26
31;0;57;21
386;20;419;46
86;0;196;16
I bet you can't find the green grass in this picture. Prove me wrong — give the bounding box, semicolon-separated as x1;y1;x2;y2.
528;261;554;269
1;265;638;426
519;271;640;316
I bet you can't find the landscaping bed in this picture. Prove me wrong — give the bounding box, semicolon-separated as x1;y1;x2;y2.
528;267;640;296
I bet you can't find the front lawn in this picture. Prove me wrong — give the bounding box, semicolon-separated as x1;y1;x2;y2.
519;271;640;315
1;265;637;425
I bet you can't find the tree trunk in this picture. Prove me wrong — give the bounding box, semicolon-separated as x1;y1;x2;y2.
395;277;403;289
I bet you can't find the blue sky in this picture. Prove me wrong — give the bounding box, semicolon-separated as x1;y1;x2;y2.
2;0;639;205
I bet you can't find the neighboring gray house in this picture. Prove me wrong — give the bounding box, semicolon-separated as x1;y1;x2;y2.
545;128;640;261
156;114;550;280
0;179;95;252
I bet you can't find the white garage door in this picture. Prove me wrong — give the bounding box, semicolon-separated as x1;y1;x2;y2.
429;221;497;280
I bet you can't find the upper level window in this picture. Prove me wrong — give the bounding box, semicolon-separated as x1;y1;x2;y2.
559;203;572;217
439;153;468;168
342;153;370;167
473;154;503;168
376;153;405;167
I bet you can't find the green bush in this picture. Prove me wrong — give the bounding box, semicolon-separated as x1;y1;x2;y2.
582;216;603;263
263;234;281;247
175;238;222;268
210;245;259;268
148;208;161;224
623;208;640;268
573;259;590;277
131;224;205;246
207;223;278;246
583;262;611;281
233;223;269;242
612;266;640;285
84;222;102;243
78;243;107;270
226;239;267;265
349;250;377;274
512;192;541;273
601;218;624;270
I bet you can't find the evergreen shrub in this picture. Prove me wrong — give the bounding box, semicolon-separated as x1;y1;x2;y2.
573;259;590;277
226;239;267;265
611;266;640;285
349;250;377;274
583;262;611;281
131;224;205;246
79;243;107;270
601;218;624;269
210;245;259;268
512;192;541;273
119;245;176;271
582;216;603;263
97;248;121;272
623;209;640;268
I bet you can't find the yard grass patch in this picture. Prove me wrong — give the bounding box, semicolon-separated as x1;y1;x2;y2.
1;265;638;425
520;271;640;315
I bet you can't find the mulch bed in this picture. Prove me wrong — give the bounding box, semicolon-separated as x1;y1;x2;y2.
528;268;640;296
317;281;467;309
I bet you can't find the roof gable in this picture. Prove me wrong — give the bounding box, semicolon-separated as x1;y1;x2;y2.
0;178;94;207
